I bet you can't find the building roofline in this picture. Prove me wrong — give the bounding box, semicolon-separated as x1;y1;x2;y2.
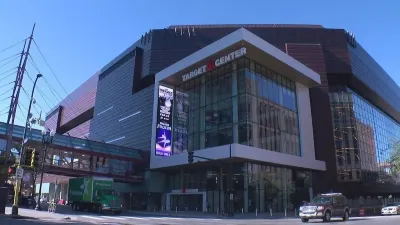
156;27;321;87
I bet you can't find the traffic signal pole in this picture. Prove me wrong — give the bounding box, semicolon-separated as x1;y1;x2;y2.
11;74;42;216
187;145;234;217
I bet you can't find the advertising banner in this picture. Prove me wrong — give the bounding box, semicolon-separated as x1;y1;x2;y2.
155;85;174;156
173;91;189;154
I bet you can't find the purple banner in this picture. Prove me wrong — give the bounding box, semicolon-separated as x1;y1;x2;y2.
155;85;174;156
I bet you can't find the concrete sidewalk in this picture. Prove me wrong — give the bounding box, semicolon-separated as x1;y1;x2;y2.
127;207;383;219
126;210;298;219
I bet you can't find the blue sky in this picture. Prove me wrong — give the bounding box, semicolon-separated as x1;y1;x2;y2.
0;0;399;129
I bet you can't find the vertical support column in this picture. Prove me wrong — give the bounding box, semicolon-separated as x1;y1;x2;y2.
202;192;207;212
232;62;239;143
219;167;224;213
166;193;171;211
308;172;313;202
259;172;265;212
200;76;206;149
243;162;249;213
283;169;288;212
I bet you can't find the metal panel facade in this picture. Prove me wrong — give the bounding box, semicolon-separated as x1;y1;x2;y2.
89;53;154;151
349;44;400;117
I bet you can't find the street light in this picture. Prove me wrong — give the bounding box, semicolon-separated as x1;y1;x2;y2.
11;73;42;216
35;128;55;211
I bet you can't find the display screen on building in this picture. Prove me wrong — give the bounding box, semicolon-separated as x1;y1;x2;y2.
173;91;189;154
155;85;174;156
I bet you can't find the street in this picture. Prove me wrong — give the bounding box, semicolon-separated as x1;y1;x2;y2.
2;207;400;225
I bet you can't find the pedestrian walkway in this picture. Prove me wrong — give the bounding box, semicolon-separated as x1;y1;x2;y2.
127;210;298;219
79;215;223;222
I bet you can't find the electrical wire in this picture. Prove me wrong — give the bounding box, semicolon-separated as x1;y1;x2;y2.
0;70;17;83
0;81;14;89
16;103;26;119
0;67;17;77
23;70;67;131
0;54;20;70
0;53;20;63
28;55;41;74
31;41;134;143
0;38;27;54
29;43;91;137
0;105;9;113
0;87;13;98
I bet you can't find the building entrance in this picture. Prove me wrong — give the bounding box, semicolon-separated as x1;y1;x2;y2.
166;190;207;212
170;194;203;211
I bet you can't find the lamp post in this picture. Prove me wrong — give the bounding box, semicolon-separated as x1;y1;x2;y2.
11;73;42;215
35;129;55;211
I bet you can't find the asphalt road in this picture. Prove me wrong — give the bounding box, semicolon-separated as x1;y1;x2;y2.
4;207;400;225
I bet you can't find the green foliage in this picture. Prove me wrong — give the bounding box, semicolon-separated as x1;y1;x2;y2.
389;141;400;174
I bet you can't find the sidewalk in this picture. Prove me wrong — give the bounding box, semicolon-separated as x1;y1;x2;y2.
127;207;383;219
126;210;298;219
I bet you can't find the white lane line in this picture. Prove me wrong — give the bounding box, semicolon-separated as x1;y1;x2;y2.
150;217;171;220
81;215;105;220
100;216;126;220
120;216;148;220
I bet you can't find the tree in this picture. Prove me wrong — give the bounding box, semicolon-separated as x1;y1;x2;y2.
389;141;400;175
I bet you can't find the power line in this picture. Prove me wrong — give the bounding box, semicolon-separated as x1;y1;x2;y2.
25;70;57;110
0;67;17;77
0;70;17;83
0;87;13;98
23;70;68;131
28;55;41;74
0;54;20;70
31;40;113;140
28;43;91;136
0;81;14;89
0;38;27;54
33;39;69;95
0;96;11;102
16;103;26;119
0;53;20;63
0;105;9;113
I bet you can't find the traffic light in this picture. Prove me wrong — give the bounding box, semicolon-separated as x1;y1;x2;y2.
188;151;194;163
32;150;40;167
24;148;34;167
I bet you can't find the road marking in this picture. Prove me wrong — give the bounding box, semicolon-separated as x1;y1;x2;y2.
100;216;126;220
124;216;151;220
81;215;105;220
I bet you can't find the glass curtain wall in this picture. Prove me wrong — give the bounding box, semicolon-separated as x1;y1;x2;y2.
330;88;400;184
172;57;300;156
166;163;311;213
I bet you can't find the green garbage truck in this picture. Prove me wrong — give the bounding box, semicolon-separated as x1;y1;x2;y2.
68;176;122;214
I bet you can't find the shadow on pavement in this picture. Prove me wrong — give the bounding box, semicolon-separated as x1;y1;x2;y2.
308;218;370;223
1;217;95;225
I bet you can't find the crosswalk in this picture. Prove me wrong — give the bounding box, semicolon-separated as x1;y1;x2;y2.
79;215;222;222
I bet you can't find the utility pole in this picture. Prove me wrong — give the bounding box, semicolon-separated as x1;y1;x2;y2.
3;23;36;168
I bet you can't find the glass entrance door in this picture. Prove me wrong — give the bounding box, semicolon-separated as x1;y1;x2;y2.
170;194;203;211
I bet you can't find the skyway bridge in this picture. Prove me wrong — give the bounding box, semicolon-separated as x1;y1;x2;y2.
0;122;148;183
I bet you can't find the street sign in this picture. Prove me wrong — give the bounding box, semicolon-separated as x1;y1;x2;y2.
16;167;24;179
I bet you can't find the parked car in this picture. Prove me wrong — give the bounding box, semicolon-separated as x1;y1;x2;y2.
381;202;400;215
299;193;351;223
